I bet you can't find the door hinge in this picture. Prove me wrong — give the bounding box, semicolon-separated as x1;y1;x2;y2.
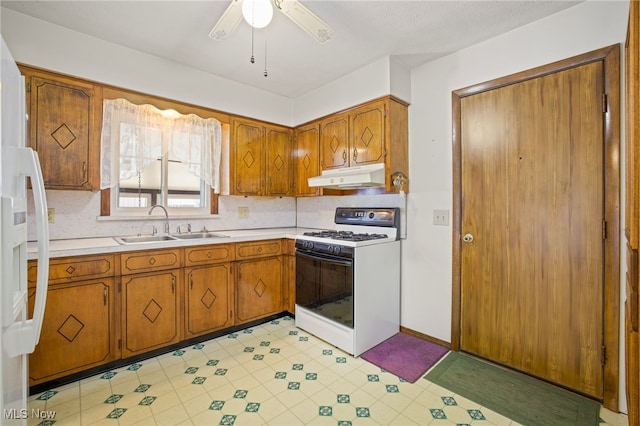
601;345;606;365
602;220;607;240
602;93;608;113
118;339;122;350
118;281;122;293
26;82;31;92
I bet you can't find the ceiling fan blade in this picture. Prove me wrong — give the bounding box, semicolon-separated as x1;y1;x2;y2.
275;0;334;43
209;0;244;41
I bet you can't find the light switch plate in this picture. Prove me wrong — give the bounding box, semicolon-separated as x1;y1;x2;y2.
433;209;449;226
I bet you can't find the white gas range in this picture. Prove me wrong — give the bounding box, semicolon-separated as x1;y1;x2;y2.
294;207;401;356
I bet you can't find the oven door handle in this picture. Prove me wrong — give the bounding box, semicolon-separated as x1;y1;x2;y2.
296;250;353;266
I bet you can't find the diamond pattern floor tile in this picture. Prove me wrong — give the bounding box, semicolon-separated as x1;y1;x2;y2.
27;315;628;426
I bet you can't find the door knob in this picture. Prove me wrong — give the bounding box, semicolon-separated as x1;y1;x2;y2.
462;233;474;243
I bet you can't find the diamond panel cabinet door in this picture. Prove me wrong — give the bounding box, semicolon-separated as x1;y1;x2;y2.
21;66;100;190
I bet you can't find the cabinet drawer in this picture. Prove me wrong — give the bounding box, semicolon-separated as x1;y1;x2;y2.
28;254;115;287
236;239;282;259
185;244;235;266
121;249;182;275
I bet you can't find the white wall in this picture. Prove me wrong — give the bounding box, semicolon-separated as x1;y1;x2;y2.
406;0;629;412
0;8;294;126
293;56;411;125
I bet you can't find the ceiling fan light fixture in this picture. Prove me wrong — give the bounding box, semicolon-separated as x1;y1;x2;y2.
242;0;273;29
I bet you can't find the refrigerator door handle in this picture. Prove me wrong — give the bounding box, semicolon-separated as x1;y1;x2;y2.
2;147;49;357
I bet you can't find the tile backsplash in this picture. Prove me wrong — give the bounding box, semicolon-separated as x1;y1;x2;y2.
27;190;407;241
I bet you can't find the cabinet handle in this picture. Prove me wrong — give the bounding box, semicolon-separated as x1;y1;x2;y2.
353;148;357;161
172;276;176;294
190;274;193;290
342;150;347;164
103;287;107;306
82;162;87;179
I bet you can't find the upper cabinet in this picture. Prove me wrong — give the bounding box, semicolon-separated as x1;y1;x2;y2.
294;122;320;197
318;96;409;193
20;66;101;191
231;118;293;196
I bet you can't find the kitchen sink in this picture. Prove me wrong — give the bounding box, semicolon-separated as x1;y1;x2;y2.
172;232;229;240
113;235;178;245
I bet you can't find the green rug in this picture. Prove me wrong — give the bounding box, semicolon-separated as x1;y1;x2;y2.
424;351;600;426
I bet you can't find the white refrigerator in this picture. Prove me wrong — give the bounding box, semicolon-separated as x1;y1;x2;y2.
0;36;50;424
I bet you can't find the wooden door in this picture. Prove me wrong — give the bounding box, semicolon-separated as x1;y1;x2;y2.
294;123;320;197
265;126;292;196
28;75;94;189
624;0;640;422
233;120;264;195
459;62;605;397
185;264;233;338
235;257;282;324
28;280;117;385
350;101;385;166
319;113;349;169
122;270;182;357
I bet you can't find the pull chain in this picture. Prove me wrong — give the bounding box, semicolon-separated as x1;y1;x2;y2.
264;27;268;77
250;24;255;64
250;0;255;63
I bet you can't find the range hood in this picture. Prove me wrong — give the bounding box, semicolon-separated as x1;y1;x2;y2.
308;163;386;189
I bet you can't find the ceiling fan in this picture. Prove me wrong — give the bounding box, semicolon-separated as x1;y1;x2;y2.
209;0;335;43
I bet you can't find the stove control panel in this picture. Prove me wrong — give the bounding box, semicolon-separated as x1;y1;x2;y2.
335;207;399;228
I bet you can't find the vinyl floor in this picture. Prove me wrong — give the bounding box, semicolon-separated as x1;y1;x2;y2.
27;316;629;425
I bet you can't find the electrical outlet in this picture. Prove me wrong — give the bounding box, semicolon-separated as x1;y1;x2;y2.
47;208;55;224
238;206;249;219
433;209;449;226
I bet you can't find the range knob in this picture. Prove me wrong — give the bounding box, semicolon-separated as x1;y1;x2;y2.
329;245;341;254
304;241;314;250
369;212;375;219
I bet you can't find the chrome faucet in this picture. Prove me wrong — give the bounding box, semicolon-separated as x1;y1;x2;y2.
148;204;170;235
176;223;191;234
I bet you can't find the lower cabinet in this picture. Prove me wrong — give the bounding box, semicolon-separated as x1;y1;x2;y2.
121;269;183;358
235;256;283;324
27;254;118;387
28;239;290;387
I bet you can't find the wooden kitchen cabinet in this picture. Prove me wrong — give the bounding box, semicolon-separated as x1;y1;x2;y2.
294;122;321;197
283;239;296;313
317;96;409;193
319;112;349;170
27;256;118;386
20;66;101;190
235;240;283;324
231;118;292;196
184;244;234;338
120;250;183;357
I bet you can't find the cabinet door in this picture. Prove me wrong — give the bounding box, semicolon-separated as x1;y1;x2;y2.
185;264;233;338
27;74;97;190
233;119;264;195
265;126;292;196
28;279;117;386
236;257;283;324
122;270;182;357
319;113;349;169
294;123;320;197
350;101;386;166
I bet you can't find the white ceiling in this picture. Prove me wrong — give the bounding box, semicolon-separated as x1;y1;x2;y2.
1;0;582;99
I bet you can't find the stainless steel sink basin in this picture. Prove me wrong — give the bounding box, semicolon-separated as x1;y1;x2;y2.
172;232;229;240
113;235;178;245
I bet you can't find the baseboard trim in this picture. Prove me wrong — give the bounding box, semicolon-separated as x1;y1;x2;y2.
400;326;451;349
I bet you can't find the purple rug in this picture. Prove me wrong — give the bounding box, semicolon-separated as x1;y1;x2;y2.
361;333;449;383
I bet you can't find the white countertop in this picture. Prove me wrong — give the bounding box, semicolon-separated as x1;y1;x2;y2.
27;227;322;259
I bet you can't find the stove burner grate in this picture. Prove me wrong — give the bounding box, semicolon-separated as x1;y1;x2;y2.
302;230;388;242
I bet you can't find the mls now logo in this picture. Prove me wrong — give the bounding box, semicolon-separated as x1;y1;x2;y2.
3;409;28;419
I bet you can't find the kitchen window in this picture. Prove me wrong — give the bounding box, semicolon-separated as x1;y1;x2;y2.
100;98;222;216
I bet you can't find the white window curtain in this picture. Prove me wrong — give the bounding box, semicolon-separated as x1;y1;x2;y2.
100;98;222;192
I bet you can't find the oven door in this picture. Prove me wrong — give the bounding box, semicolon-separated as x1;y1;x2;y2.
295;249;354;328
